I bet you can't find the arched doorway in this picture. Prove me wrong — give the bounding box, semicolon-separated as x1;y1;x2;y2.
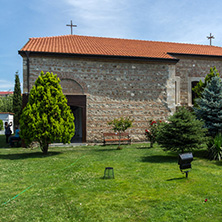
65;95;86;143
70;106;82;142
60;78;87;143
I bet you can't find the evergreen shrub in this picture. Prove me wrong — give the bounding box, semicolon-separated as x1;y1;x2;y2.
156;106;207;153
194;76;222;137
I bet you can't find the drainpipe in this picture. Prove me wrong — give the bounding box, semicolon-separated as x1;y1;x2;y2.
25;51;30;93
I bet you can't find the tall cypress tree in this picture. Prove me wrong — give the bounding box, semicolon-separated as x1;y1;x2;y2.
13;72;22;126
20;71;75;154
194;76;222;137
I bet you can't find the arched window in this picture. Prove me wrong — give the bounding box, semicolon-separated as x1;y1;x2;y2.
175;76;180;105
188;77;204;106
191;81;199;105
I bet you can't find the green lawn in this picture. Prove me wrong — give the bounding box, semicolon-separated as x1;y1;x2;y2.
0;138;222;221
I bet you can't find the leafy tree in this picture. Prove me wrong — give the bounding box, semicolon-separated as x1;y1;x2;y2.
108;117;133;149
156;106;207;153
194;76;222;137
13;72;22;126
0;94;13;112
20;71;75;154
192;67;220;105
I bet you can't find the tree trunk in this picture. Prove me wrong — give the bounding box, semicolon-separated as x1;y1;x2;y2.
42;143;49;154
40;141;49;154
117;131;122;149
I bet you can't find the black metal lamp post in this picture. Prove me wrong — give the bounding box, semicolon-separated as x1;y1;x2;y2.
178;153;193;178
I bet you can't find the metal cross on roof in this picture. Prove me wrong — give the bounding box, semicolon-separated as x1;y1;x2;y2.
66;20;77;35
207;33;215;46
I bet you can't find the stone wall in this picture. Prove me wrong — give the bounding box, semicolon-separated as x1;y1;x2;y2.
175;55;222;105
22;55;176;142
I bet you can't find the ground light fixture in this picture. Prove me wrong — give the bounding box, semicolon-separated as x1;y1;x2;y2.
103;167;114;179
178;153;193;178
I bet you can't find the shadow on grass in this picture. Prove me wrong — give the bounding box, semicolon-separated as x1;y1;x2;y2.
136;146;152;149
215;161;222;166
96;149;118;152
192;149;209;159
166;177;186;181
0;151;61;160
141;155;177;163
95;144;127;151
192;149;222;166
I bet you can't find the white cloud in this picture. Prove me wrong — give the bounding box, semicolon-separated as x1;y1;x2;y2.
63;0;131;37
60;0;222;46
0;80;14;91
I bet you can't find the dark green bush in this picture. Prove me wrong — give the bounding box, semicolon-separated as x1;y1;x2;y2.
156;106;207;153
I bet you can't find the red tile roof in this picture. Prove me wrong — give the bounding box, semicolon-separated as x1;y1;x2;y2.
19;35;222;60
0;92;13;95
0;112;14;115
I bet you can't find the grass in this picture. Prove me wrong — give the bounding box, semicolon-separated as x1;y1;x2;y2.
0;136;222;221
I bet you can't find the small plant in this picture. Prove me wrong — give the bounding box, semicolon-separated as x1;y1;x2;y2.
145;120;161;147
108;117;133;149
208;133;222;160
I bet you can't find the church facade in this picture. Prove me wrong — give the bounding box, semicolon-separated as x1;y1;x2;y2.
19;35;222;143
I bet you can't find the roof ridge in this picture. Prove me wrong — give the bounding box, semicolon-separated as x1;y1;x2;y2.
29;34;72;40
28;34;221;48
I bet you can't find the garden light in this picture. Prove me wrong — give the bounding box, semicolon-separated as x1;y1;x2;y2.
178;153;193;178
103;167;114;179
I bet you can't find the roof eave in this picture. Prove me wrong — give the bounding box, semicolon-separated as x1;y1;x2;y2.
168;52;222;59
18;50;179;63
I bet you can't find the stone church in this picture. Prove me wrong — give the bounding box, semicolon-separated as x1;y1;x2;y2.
19;35;222;143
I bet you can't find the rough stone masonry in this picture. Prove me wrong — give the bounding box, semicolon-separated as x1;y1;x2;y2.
21;55;177;142
19;35;222;143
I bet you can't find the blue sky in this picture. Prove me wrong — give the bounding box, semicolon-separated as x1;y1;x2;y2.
1;0;222;91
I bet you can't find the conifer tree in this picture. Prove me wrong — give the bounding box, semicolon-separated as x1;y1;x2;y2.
194;76;222;137
192;67;220;105
20;71;75;154
13;72;22;126
156;106;207;153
